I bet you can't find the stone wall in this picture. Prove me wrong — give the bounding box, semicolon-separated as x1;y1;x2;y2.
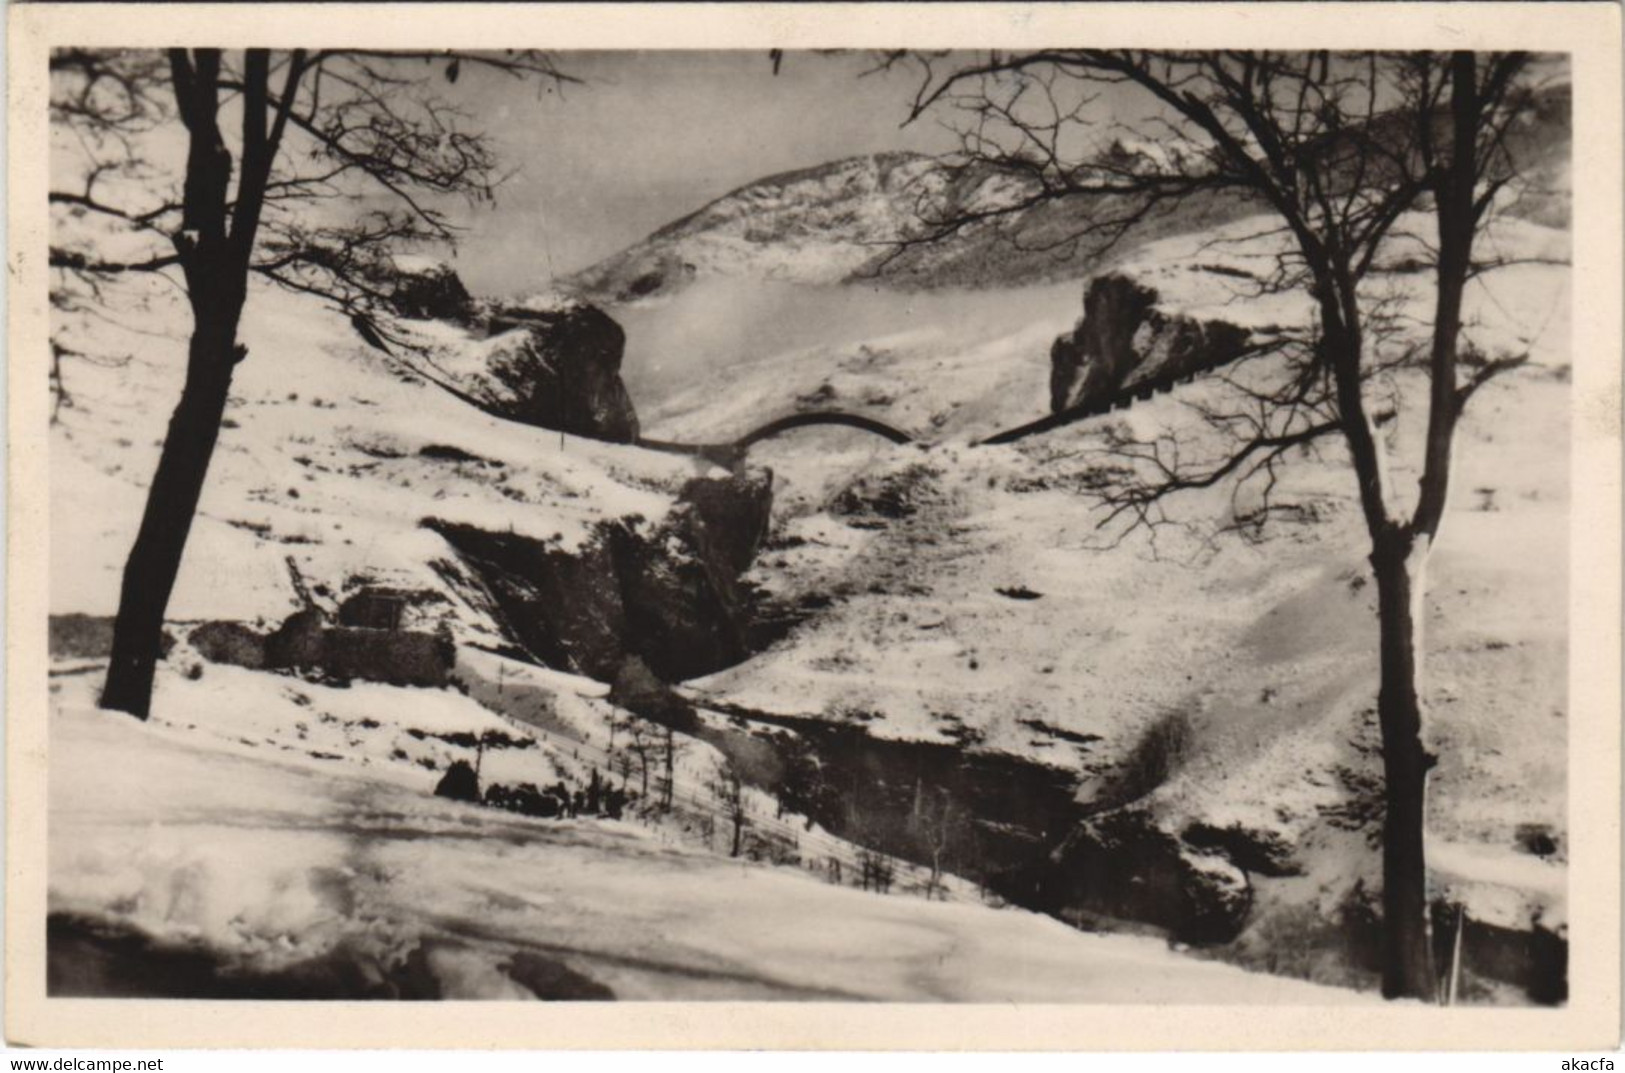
191;614;452;688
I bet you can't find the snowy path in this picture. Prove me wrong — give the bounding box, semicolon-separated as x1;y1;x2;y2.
50;701;1370;1003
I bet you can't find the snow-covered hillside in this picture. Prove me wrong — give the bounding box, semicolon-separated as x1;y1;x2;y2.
51;276;704;640
50;257;1395;1002
643;212;1573;996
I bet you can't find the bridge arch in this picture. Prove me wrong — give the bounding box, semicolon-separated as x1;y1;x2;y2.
635;411;916;470
733;411;914;451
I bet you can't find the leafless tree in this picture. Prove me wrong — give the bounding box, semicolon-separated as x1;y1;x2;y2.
856;847;895;895
50;48;573;720
913;783;957;900
659;724;687;811
709;758;748;858
897;50;1556;1000
615;748;634;792
615;714;657;798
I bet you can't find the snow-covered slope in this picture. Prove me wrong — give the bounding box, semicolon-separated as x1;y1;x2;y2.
48;670;1366;1003
51;276;702;646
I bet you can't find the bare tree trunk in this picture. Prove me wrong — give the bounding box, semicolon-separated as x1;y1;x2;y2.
101;306;241;718
1362;50;1484;1002
1372;534;1438;1000
662;726;674;810
101;49;252;720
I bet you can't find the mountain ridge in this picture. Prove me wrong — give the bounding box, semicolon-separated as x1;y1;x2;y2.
561;84;1572;305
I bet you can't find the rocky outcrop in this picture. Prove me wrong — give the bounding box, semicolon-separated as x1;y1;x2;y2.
426;523;627;679
608;655;700;732
375;259;638;441
429;469;774;683
1050;274;1251;415
1182;820;1303;878
676;472;775;575
619;471;774;678
434;760;481;803
462;302;639;443
1047;809;1255;944
386;260;475;323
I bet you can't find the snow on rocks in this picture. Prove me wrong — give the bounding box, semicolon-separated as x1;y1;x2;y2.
381;256;475;323
400;301;641;443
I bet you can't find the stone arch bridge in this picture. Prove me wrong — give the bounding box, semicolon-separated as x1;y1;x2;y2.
636;411;917;469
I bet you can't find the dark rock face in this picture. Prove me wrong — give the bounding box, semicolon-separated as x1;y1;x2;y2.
474;303;639;443
433;760;481;803
608;655;700;733
425;524;628;679
677;472;775;575
428;469;774;683
388;262;474;323
374;260;636;442
1050;274;1251;414
1051;276;1161;413
1047;810;1255;944
1182;821;1303;878
620;472;774;679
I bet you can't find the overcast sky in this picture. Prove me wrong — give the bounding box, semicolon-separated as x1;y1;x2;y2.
447;51;962;295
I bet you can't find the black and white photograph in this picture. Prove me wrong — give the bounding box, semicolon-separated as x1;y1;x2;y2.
9;0;1622;1052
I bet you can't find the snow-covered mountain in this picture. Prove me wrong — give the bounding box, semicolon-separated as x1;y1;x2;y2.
561;152;944;302
563;85;1572;306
